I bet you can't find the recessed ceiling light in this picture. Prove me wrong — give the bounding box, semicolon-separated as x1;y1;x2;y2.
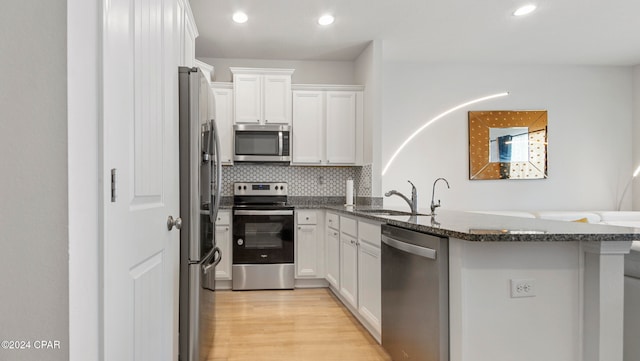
318;14;335;26
513;4;537;16
232;11;248;24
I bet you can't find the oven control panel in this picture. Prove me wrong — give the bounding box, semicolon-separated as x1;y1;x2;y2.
233;182;288;196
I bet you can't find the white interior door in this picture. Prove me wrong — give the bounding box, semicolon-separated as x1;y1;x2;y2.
103;0;180;360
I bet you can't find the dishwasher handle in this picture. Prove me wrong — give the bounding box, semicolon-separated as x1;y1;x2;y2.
382;235;436;260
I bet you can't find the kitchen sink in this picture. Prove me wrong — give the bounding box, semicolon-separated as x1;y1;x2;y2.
355;209;429;217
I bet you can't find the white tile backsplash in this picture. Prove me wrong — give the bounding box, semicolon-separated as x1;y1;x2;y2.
221;164;372;197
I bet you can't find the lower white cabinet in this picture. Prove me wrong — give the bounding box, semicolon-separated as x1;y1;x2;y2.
328;213;382;341
357;222;382;334
325;215;340;289
215;210;232;281
295;210;324;278
340;232;359;309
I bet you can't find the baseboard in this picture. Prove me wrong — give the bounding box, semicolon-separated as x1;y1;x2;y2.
215;280;232;290
294;278;329;288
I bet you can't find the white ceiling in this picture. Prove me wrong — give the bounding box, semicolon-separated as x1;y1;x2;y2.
190;0;640;66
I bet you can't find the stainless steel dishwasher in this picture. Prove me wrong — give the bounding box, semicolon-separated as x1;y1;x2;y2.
381;224;449;361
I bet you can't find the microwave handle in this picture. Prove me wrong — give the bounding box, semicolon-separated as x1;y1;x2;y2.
278;131;283;156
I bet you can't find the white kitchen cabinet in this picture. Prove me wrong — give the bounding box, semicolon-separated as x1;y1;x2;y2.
339;216;359;309
215;210;232;281
326;91;357;164
357;221;382;335
325;212;381;342
295;210;324;278
230;67;294;125
340;231;359;309
194;60;214;83
179;0;198;67
211;82;234;164
292;91;324;164
325;212;340;289
291;85;364;166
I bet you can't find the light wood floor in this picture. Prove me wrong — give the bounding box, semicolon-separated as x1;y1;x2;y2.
207;288;391;361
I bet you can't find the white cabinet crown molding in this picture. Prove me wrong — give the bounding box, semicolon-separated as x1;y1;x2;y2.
292;84;365;92
230;67;295;76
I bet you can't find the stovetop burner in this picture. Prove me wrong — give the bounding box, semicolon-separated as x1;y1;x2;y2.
233;182;289;208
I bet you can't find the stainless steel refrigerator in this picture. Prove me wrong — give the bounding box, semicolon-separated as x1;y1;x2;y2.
178;67;222;361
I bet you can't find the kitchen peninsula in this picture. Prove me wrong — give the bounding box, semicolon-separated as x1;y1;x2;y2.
324;206;636;361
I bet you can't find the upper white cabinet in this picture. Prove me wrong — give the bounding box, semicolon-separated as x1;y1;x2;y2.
230;67;294;125
292;85;364;166
211;82;234;164
178;0;198;67
194;60;214;84
292;91;324;164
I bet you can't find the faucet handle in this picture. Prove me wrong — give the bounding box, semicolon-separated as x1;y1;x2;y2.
407;180;416;189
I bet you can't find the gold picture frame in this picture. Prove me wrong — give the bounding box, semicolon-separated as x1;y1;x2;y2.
468;110;547;180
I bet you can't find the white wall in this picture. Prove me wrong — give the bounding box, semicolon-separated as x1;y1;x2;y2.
0;1;69;360
632;65;640;210
381;64;634;211
198;57;356;84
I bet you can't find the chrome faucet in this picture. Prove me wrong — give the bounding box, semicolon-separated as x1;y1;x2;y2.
430;177;450;215
385;180;418;216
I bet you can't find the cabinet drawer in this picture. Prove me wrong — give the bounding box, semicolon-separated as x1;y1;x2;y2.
215;211;230;225
327;212;340;230
340;216;358;237
358;221;381;248
297;210;317;225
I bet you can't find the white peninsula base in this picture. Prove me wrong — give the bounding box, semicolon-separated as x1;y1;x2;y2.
448;238;631;361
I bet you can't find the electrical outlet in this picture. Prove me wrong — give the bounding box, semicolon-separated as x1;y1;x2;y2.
510;279;536;298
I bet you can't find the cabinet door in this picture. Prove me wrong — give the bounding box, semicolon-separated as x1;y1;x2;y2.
326;91;357;164
358;241;381;334
340;233;359;309
326;227;340;289
215;223;232;280
292;91;324;164
211;85;234;164
233;74;262;124
296;224;319;278
263;75;291;125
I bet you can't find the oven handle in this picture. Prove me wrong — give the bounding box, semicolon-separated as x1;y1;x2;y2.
234;209;294;216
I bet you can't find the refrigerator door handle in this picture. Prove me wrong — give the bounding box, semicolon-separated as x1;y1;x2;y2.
210;119;222;228
202;246;221;275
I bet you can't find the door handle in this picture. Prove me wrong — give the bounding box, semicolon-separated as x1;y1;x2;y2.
167;216;182;231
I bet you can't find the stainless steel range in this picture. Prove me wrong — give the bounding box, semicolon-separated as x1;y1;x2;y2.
232;182;295;290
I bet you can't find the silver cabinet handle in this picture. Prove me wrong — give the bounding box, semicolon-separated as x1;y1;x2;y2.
167;216;182;231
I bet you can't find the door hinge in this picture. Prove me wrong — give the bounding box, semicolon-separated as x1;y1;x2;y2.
111;168;117;202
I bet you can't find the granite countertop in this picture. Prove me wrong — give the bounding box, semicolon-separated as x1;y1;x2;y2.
220;196;638;242
323;206;640;242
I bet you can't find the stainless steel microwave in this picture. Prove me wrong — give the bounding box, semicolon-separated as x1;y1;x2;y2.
233;124;291;163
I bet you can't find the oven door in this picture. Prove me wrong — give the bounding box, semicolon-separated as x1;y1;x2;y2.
232;209;294;264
